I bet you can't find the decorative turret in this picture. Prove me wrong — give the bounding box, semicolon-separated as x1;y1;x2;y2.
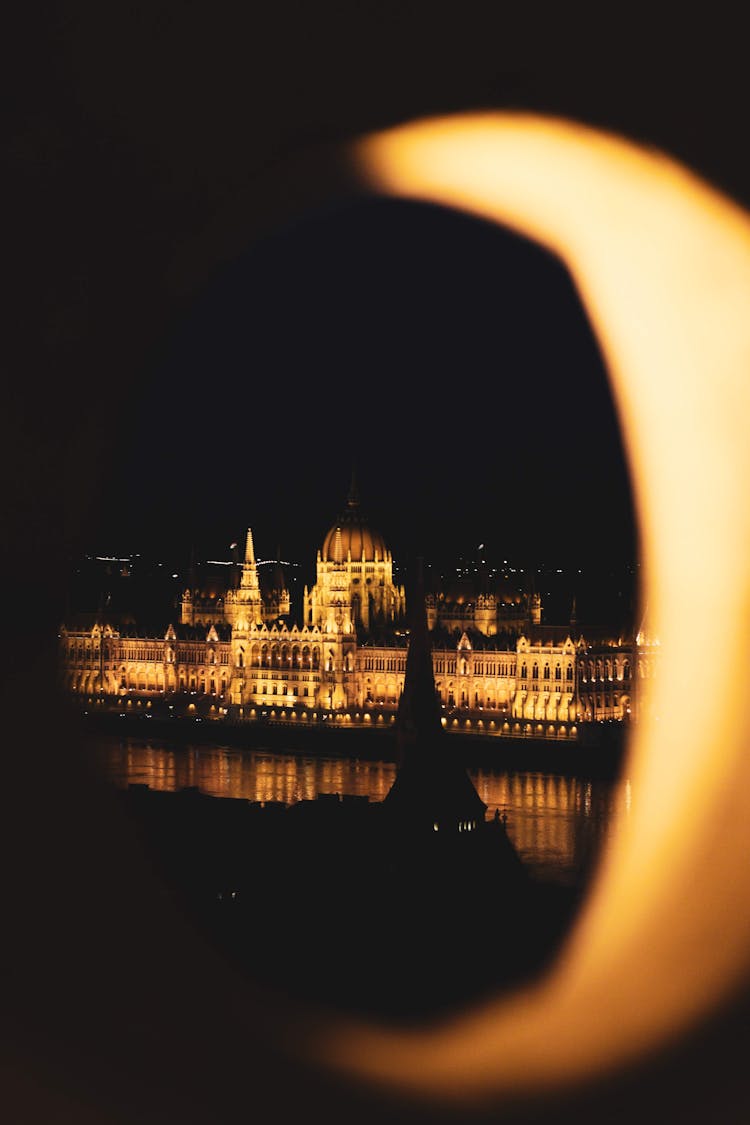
241;528;258;584
225;526;264;628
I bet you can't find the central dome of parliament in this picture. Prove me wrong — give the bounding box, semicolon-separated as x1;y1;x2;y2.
321;481;389;563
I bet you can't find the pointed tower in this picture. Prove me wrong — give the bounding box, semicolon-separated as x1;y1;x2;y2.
180;544;198;625
230;527;263;626
384;559;487;833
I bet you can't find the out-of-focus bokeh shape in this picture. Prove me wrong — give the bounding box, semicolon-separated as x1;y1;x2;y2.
312;113;750;1102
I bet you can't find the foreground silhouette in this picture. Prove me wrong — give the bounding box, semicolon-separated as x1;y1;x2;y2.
115;567;582;1023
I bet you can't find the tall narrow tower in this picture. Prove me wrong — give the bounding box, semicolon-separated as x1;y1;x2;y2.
384;560;487;834
228;527;263;627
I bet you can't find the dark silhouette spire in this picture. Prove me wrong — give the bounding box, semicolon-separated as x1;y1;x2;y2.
394;557;443;748
385;558;487;830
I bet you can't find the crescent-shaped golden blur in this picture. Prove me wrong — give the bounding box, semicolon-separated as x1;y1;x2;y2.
302;114;750;1102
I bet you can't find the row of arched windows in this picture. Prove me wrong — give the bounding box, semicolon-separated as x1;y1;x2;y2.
578;658;632;683
237;644;321;670
520;662;574;682
362;654;407;672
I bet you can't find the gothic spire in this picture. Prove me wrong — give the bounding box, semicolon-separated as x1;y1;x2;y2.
385;557;487;829
395;557;443;744
244;527;256;565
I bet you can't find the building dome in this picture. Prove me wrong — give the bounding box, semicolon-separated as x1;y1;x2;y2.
321;482;388;563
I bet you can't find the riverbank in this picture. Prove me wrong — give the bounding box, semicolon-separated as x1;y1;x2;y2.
78;707;626;779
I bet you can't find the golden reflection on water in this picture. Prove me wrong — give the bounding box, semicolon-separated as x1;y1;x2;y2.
95;736;628;885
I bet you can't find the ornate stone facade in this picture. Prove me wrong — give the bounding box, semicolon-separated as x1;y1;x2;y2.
60;484;652;732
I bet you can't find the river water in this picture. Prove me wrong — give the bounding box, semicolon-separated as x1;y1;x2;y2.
92;735;630;887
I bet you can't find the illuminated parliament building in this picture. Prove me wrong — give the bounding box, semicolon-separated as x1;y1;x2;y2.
60;483;651;737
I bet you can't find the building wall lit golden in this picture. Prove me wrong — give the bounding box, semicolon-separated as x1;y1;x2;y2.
60;482;652;736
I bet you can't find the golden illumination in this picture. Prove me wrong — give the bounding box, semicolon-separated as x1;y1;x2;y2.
305;113;750;1102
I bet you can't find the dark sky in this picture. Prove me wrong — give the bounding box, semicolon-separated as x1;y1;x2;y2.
93;195;635;571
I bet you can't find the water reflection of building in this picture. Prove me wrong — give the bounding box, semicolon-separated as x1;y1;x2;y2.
60;480;654;735
100;740;620;885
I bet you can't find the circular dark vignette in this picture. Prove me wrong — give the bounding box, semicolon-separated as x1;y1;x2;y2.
6;8;750;1125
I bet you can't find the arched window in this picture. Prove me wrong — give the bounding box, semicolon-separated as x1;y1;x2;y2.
624;660;631;680
521;663;527;680
238;648;245;668
555;664;561;680
532;662;539;680
543;664;550;680
566;664;573;681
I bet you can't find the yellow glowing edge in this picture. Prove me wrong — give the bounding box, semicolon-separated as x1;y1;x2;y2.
300;114;750;1101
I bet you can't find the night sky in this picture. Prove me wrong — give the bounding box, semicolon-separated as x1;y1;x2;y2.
93;195;635;573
